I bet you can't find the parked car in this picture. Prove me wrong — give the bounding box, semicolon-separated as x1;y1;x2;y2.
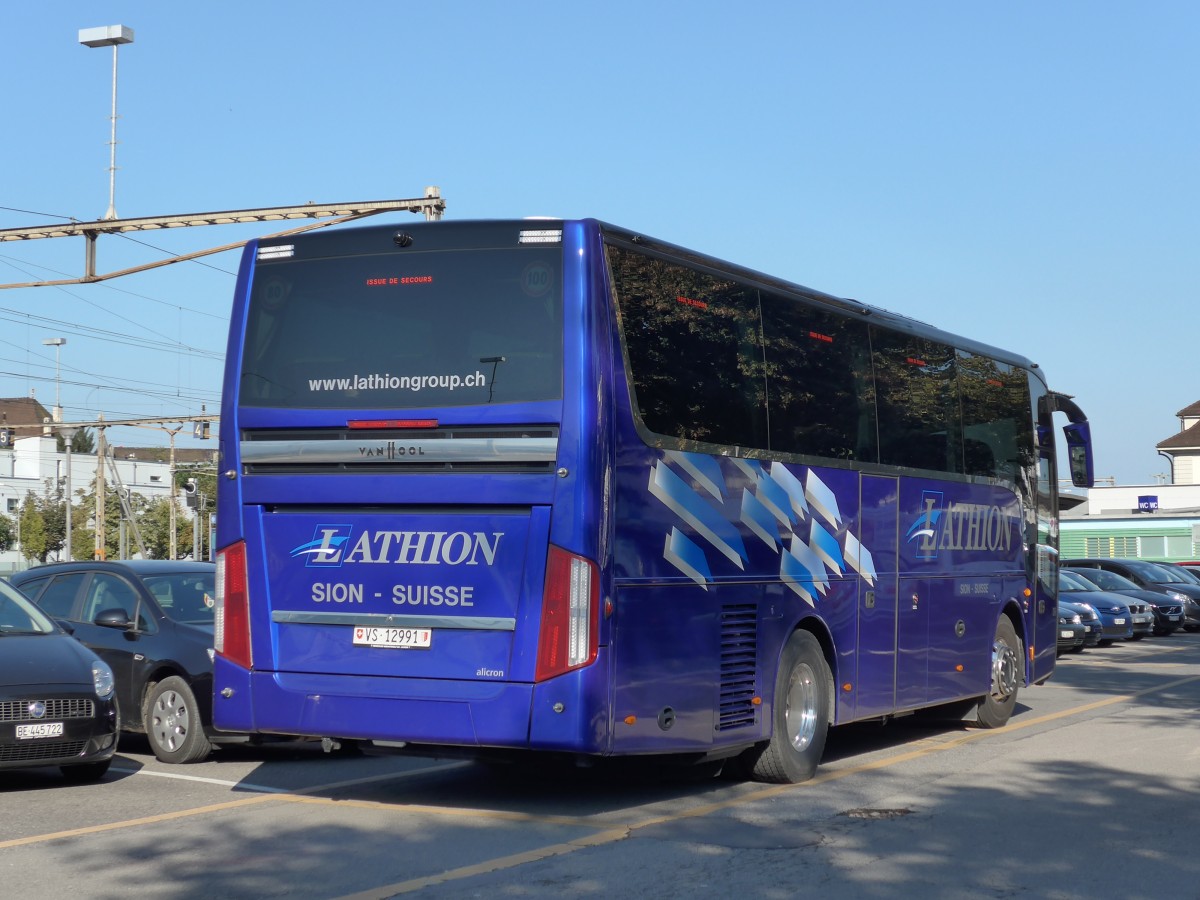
10;560;218;764
1063;558;1200;632
1058;571;1137;644
1064;566;1183;636
1059;599;1102;650
1060;573;1142;643
0;577;119;781
1057;604;1086;655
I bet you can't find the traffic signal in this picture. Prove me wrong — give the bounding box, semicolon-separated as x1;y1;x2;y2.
184;478;198;508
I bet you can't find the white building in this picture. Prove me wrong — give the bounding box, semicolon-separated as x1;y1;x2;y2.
0;435;174;573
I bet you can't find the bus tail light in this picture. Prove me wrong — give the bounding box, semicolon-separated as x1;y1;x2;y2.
215;541;253;670
535;546;599;682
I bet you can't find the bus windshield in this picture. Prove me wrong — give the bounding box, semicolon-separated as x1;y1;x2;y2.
239;246;563;409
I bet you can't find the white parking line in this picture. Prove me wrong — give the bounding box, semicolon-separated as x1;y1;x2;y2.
109;767;290;793
108;760;468;795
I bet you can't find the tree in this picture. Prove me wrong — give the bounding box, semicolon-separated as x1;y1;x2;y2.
138;497;193;560
77;482;149;560
0;515;15;552
17;480;95;563
55;427;95;454
19;490;53;563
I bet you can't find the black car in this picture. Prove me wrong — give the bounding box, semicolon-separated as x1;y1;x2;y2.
10;560;217;764
1063;558;1200;633
0;577;119;781
1057;604;1086;655
1064;566;1183;636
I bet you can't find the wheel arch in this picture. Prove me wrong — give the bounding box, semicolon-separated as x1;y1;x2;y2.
1000;599;1029;687
139;664;209;729
780;614;837;725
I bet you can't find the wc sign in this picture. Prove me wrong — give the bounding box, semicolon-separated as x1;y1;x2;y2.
1137;495;1159;512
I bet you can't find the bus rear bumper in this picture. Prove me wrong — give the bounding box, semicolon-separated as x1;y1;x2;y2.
212;656;609;752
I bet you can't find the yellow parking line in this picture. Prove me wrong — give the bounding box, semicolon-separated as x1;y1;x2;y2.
0;794;278;850
333;670;1200;899
7;670;1198;863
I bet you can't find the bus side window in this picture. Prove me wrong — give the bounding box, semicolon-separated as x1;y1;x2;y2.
872;329;961;474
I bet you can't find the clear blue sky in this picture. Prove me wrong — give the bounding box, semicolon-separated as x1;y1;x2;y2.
1;3;1196;484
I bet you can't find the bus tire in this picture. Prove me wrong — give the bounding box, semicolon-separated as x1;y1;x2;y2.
973;616;1020;729
747;630;831;784
146;676;212;764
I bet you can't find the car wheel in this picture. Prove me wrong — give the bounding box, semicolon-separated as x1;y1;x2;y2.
743;630;831;784
973;617;1021;729
1098;639;1114;647
146;676;212;764
60;759;111;782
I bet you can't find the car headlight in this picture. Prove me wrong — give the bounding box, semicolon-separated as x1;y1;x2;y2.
92;660;115;699
1168;591;1188;602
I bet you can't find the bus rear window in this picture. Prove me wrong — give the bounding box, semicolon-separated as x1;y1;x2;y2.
239;247;563;409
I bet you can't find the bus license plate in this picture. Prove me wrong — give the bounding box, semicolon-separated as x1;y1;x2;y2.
352;626;432;649
16;722;64;740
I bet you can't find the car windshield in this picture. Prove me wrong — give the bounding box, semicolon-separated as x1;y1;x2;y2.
1167;565;1200;584
142;572;216;625
1058;571;1095;592
0;579;56;634
1069;568;1137;592
1131;561;1187;584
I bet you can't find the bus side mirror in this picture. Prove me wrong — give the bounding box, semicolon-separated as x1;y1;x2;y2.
1062;422;1094;488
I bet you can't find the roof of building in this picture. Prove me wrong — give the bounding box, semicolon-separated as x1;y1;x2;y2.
0;397;53;433
1177;401;1200;418
0;399;214;463
1157;420;1200;452
110;446;215;465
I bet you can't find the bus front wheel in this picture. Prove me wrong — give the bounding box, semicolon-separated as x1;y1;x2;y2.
973;616;1020;729
746;630;831;784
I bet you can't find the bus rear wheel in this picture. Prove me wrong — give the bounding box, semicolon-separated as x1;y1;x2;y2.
746;630;831;784
973;617;1020;729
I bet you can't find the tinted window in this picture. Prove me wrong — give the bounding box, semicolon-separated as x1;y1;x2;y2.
84;573;153;631
610;245;767;448
241;247;563;409
873;330;961;472
0;581;54;634
761;291;876;461
957;352;1034;480
143;572;216;624
36;573;86;619
10;574;49;602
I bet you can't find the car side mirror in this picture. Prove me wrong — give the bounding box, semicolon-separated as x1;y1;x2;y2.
94;608;134;630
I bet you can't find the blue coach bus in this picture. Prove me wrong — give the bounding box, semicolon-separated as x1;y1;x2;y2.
213;219;1095;783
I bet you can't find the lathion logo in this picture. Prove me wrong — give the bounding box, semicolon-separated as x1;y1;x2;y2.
289;526;505;568
904;492;1015;561
905;491;944;560
291;525;354;567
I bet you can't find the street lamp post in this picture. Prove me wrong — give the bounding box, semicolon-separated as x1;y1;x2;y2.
42;337;66;424
60;426;78;561
78;24;134;221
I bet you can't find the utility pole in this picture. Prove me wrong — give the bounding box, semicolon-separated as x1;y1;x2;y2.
167;425;181;560
94;415;107;559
